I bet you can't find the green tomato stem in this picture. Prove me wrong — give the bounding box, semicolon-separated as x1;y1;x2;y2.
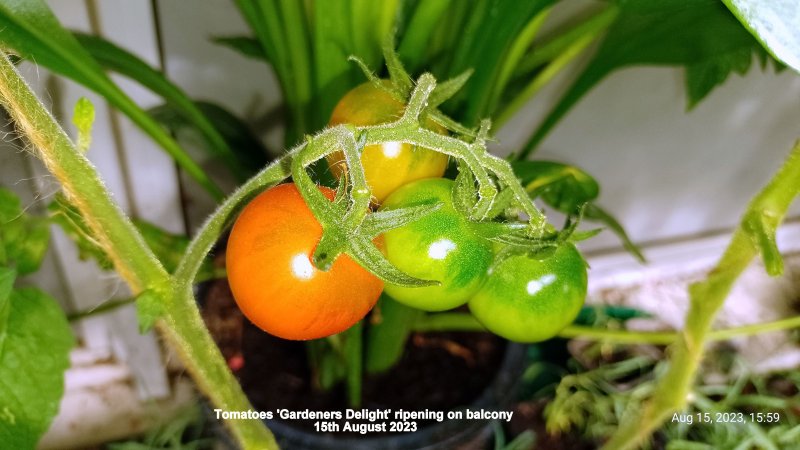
411;314;800;346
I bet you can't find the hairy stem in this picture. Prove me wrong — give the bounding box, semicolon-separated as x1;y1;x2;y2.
0;54;279;450
0;55;166;293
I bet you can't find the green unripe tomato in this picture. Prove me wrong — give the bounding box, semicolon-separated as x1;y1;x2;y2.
468;243;588;342
379;178;494;311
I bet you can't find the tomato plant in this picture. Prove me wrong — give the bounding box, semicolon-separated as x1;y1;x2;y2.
226;183;383;340
469;243;588;342
379;178;494;311
327;80;449;203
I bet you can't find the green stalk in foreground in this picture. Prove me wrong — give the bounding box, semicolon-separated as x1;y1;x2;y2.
603;140;800;450
0;54;278;450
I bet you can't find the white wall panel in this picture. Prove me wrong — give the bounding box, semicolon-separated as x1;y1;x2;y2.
497;65;800;256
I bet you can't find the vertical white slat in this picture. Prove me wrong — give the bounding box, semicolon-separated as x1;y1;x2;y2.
89;0;185;235
154;0;282;229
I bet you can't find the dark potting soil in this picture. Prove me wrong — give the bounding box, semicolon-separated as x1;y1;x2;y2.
201;278;506;435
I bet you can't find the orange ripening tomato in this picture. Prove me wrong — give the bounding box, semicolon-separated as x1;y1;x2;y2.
327;80;449;203
226;183;383;340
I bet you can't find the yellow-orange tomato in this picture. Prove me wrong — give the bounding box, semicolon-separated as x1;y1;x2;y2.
226;183;383;340
327;80;449;203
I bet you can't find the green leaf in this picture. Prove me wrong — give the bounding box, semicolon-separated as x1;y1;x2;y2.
360;202;443;237
0;267;16;352
49;194;216;278
519;0;770;157
0;288;74;449
347;236;438;287
73;32;250;181
428;69;473;109
513;161;600;213
365;295;421;374
148;101;269;177
445;0;556;125
685;46;758;109
583;204;646;263
722;0;800;73
0;188;50;275
135;289;162;333
47;193;113;270
0;0;222;198
311;0;368;130
742;208;783;276
212;35;268;62
71;97;94;153
397;0;453;73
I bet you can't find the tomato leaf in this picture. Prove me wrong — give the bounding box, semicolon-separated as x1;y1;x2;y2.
685;46;760;110
212;35;268;62
383;40;414;97
0;0;222;198
361;202;443;237
742;208;783;276
348;236;438;287
583;204;646;263
48;194;216;278
71;97;95;153
722;0;800;73
135;289;162;333
428;69;473;109
519;0;773;156
47;194;113;270
513;161;600;213
0;188;50;276
0;288;74;449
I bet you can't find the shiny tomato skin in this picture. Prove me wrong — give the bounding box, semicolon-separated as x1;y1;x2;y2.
225;183;383;340
327;80;449;203
379;178;494;311
468;243;587;343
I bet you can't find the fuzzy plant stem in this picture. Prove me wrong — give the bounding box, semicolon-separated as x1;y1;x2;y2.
603;141;800;450
0;55;279;450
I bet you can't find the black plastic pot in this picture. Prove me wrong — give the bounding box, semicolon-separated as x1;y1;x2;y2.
259;342;527;450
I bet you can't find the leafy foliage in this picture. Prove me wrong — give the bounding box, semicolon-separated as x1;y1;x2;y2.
0;188;50;275
71;97;95;153
107;406;213;450
0;288;74;449
48;193;216;279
